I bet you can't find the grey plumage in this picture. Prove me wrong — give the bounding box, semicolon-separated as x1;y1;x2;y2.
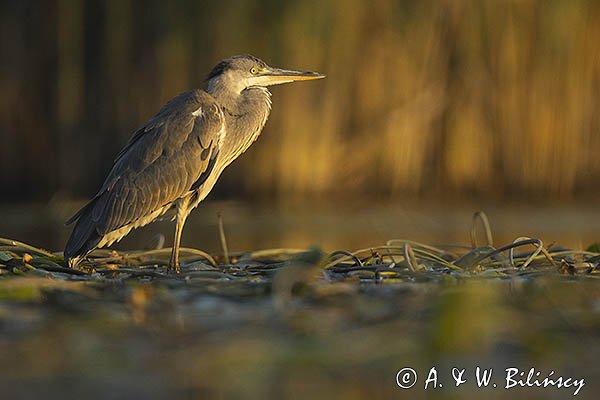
64;55;324;272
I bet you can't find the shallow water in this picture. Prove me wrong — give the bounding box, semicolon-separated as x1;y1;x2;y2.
1;200;599;254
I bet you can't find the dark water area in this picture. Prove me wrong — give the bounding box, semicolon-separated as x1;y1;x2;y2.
1;200;599;255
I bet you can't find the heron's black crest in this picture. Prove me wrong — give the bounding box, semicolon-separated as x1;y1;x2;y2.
205;55;268;81
206;61;228;81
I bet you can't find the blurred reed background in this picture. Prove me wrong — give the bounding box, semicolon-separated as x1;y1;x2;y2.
1;0;600;203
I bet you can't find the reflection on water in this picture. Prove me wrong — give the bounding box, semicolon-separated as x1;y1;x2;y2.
0;200;599;254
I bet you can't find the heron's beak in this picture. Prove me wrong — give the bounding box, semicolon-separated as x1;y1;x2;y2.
252;67;326;86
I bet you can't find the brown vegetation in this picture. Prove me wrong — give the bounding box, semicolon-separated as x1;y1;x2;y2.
1;0;600;201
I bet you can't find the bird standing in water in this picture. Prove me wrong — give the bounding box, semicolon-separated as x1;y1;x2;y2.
64;55;325;272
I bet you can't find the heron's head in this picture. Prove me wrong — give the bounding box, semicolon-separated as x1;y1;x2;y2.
206;55;325;94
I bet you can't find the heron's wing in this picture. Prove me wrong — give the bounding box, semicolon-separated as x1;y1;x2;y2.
65;90;224;258
112;91;184;164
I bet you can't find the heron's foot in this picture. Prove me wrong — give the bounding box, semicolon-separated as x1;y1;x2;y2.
168;246;181;273
168;256;180;274
168;263;180;274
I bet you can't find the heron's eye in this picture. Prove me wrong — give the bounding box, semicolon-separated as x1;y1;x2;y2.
250;67;259;74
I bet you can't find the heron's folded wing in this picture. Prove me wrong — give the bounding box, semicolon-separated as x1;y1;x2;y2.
65;90;224;252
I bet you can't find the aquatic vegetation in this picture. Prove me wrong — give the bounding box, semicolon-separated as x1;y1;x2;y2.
1;212;597;283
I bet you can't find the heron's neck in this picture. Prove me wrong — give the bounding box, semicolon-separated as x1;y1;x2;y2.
210;86;272;167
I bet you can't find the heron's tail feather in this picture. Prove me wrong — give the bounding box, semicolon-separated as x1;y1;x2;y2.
64;199;104;266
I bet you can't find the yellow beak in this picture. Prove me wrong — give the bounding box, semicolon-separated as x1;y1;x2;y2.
252;67;326;86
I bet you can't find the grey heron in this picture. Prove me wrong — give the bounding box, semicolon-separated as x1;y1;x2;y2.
64;55;325;272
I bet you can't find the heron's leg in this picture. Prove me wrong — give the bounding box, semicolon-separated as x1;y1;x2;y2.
169;199;190;273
